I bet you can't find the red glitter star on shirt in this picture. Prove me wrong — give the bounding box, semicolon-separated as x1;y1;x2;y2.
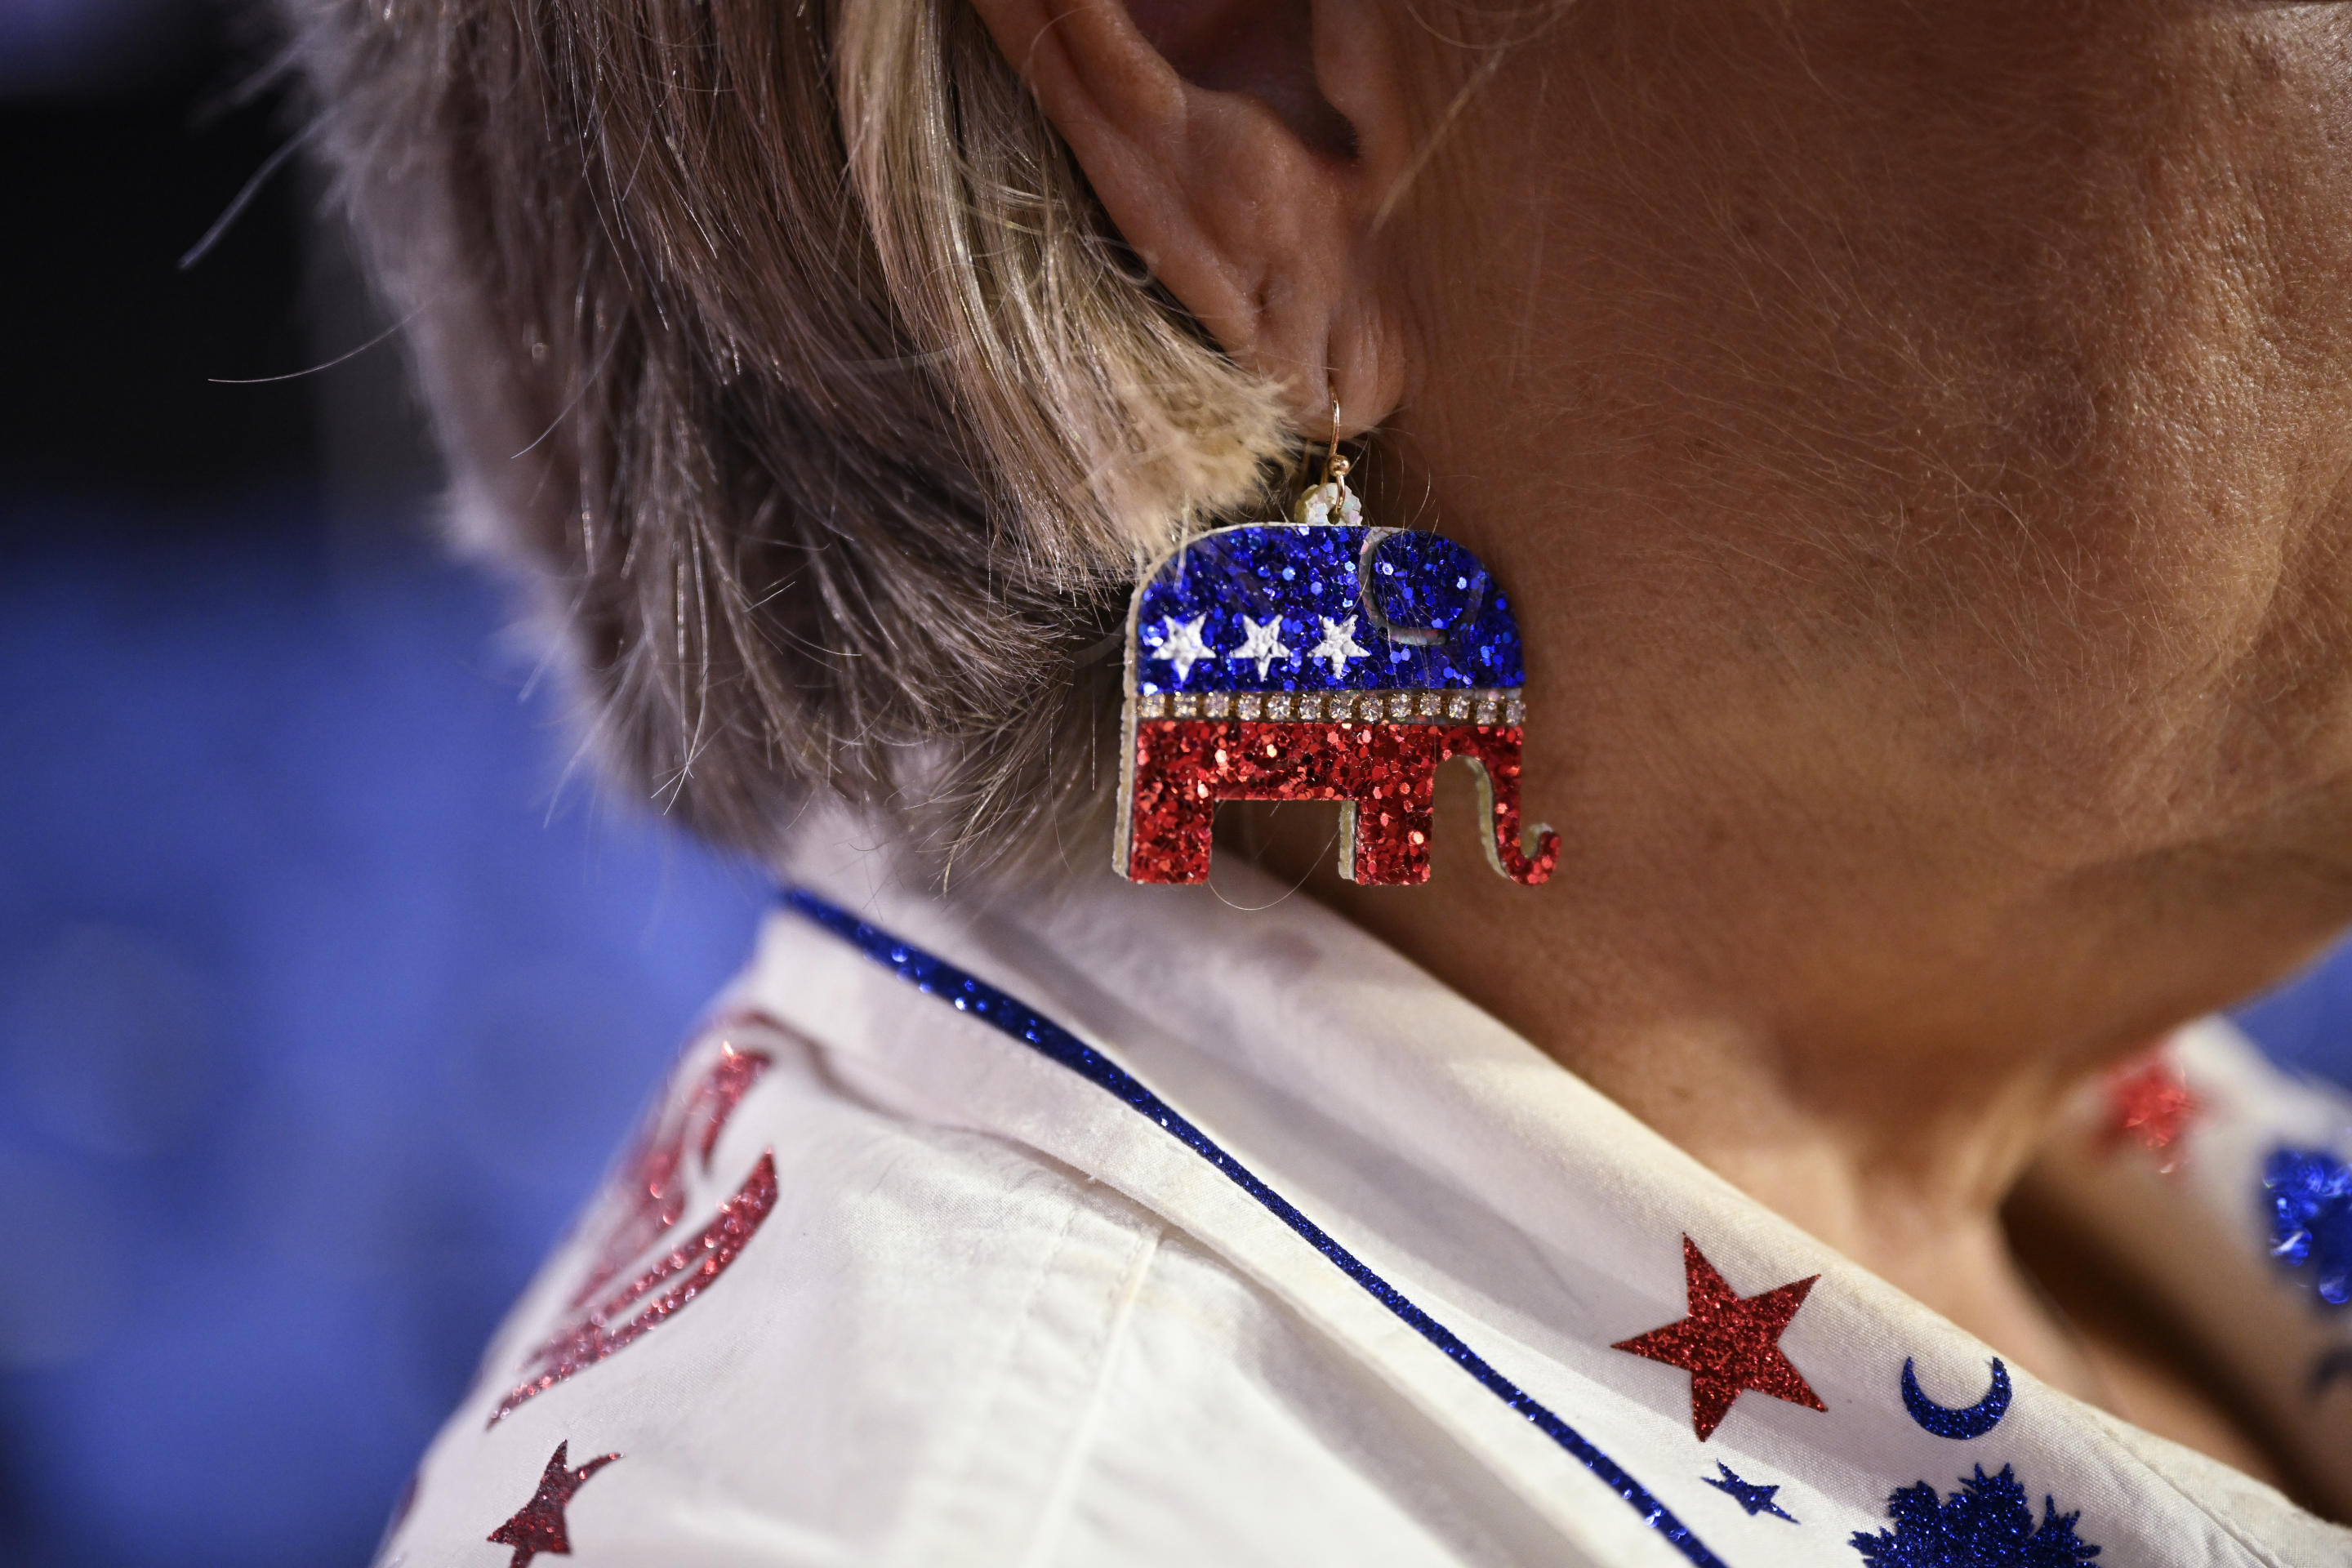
487;1441;620;1567
1612;1236;1827;1441
2102;1049;2200;1174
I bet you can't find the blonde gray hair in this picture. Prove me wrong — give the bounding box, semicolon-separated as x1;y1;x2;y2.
279;0;1294;879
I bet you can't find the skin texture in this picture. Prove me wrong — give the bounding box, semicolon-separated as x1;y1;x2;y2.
970;0;2352;1499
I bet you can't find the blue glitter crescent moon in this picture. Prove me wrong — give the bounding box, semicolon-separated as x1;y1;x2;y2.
1901;1356;2011;1439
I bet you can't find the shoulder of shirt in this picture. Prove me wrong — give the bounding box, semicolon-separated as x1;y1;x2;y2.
382;1011;1555;1568
382;1011;1162;1560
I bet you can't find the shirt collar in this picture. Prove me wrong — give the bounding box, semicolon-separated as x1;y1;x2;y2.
742;822;2350;1566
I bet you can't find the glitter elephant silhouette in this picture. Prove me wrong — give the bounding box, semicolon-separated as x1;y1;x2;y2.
1116;514;1558;886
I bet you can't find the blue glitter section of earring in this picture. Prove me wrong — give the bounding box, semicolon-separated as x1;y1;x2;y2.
1901;1356;2011;1439
780;888;1727;1568
2263;1146;2352;1307
1131;524;1526;694
1851;1466;2100;1567
1703;1462;1798;1522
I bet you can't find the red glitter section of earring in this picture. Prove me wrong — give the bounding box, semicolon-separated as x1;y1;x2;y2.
1125;719;1557;885
486;1441;620;1567
2102;1046;2201;1174
568;1031;774;1310
490;1151;780;1425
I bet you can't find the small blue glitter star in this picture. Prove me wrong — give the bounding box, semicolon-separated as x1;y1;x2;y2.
1702;1461;1798;1522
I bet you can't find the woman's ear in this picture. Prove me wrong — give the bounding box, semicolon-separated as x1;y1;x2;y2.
964;0;1413;435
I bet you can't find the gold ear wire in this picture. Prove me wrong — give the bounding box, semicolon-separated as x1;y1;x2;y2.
1294;400;1357;525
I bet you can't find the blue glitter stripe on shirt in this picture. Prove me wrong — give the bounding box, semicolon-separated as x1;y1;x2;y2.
781;887;1729;1568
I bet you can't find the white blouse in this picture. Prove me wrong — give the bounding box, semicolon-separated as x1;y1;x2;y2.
381;826;2352;1567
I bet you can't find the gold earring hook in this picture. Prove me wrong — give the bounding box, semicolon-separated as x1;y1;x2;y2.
1320;399;1348;488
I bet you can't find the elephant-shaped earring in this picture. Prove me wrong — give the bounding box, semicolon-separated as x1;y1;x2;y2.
1115;455;1558;887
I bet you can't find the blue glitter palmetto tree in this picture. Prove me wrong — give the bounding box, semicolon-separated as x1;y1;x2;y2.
1851;1465;2100;1567
2264;1147;2352;1307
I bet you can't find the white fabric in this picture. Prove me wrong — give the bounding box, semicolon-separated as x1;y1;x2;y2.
381;830;2352;1567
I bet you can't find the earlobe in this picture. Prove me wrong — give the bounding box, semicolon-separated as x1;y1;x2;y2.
963;0;1410;434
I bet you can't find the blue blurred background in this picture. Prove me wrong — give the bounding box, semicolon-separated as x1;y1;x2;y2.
0;4;2349;1566
0;6;768;1563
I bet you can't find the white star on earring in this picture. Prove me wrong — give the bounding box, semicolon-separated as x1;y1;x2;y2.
1306;615;1370;679
1150;613;1216;684
1227;615;1293;679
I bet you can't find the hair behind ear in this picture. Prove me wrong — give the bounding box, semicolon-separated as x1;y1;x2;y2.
282;0;1294;883
840;0;1290;575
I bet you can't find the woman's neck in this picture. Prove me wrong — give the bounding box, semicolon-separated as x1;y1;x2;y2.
1223;778;2309;1481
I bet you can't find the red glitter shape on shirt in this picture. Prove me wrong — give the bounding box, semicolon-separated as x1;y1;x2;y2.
1611;1236;1827;1441
569;1035;773;1310
486;1441;619;1567
1124;719;1557;884
2102;1047;2201;1174
489;1151;780;1425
